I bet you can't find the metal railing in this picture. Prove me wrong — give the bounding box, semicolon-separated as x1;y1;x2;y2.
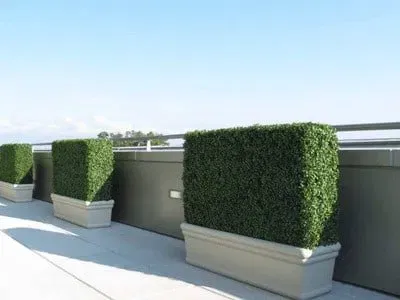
333;122;400;132
30;122;400;151
31;133;185;152
333;122;400;148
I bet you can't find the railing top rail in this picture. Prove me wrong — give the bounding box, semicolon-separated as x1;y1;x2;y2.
31;133;185;146
339;138;400;148
332;122;400;132
30;122;400;147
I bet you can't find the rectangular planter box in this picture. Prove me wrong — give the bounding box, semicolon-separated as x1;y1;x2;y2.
181;223;341;300
0;181;34;202
51;193;114;228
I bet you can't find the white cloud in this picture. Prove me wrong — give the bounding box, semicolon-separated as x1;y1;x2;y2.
48;124;60;129
93;115;133;133
0;116;137;143
93;115;106;123
64;117;91;134
0;118;13;129
0;119;41;133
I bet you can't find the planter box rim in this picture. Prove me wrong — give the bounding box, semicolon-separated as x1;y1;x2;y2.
51;193;114;209
181;222;340;262
0;180;34;190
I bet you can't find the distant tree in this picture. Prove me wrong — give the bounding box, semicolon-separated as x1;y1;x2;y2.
97;131;109;139
97;130;168;147
109;132;124;140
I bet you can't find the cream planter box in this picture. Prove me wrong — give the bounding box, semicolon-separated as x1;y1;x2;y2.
0;181;34;202
51;193;114;228
181;223;341;300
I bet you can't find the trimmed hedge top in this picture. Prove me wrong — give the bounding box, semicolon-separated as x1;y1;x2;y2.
0;143;33;184
52;139;114;201
183;123;339;249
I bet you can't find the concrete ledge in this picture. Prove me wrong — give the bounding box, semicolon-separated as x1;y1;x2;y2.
35;150;184;163
339;149;400;167
33;151;52;159
112;149;400;166
135;151;183;162
114;151;183;163
113;151;136;161
181;223;340;300
37;149;400;166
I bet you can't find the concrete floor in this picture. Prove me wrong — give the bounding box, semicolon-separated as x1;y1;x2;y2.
0;198;396;300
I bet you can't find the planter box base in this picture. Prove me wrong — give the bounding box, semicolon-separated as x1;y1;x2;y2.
0;181;34;202
181;223;340;300
51;193;114;228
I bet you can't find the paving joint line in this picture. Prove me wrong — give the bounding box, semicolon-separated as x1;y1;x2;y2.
0;228;115;300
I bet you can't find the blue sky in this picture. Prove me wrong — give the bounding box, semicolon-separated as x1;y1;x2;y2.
1;0;400;143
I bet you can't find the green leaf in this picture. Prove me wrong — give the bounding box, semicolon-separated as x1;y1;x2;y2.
0;144;33;184
52;139;114;201
182;123;339;249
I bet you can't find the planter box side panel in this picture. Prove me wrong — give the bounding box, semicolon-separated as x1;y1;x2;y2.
181;223;339;300
301;258;337;298
87;208;113;228
0;181;34;202
183;233;303;298
52;194;114;228
53;200;88;227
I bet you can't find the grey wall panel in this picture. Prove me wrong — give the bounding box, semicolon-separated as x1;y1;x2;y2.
112;152;185;239
334;166;400;296
391;150;400;167
339;149;393;166
32;152;53;202
31;149;399;295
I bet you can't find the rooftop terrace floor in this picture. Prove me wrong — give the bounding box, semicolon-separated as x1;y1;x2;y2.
0;198;396;300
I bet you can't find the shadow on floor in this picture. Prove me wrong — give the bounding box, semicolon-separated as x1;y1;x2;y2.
0;199;286;300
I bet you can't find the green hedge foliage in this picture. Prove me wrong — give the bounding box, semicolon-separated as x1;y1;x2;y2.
0;144;33;184
183;123;339;249
52;139;114;201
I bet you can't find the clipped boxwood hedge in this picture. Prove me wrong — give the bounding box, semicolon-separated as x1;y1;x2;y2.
183;123;339;249
52;139;114;201
0;143;33;184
